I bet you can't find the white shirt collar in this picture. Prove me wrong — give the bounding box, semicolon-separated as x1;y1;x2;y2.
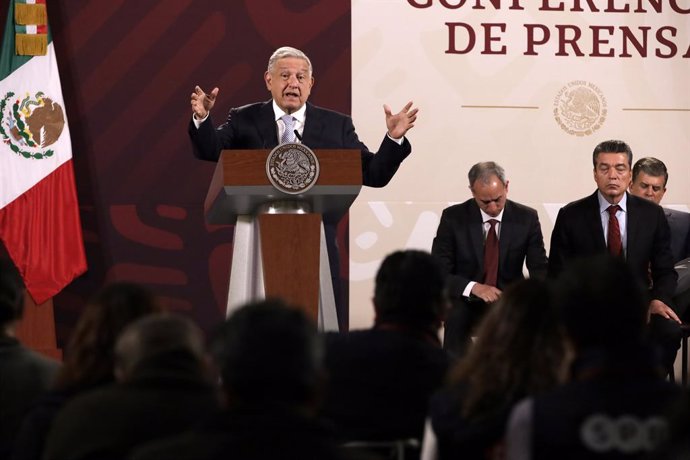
597;190;627;214
272;100;306;125
480;208;504;223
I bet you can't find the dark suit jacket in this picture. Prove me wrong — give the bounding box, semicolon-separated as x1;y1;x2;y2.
0;336;59;458
321;328;449;442
42;353;219;460
188;100;411;189
431;199;548;299
131;406;351;460
549;191;677;306
665;207;690;263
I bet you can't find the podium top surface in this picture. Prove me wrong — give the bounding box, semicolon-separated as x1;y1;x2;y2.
205;149;363;224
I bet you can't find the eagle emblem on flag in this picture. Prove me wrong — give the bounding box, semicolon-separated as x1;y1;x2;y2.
0;90;65;159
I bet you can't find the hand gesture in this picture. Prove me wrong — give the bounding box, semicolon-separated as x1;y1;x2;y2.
384;101;418;139
191;85;219;120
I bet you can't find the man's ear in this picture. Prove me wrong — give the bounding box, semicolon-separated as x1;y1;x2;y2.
264;71;272;91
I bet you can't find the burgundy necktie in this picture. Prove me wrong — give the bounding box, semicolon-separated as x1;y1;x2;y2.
607;205;622;257
483;219;499;287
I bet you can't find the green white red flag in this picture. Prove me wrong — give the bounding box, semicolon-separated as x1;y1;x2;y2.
0;0;86;304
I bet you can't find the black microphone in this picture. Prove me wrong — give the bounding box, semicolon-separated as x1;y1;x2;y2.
294;130;303;143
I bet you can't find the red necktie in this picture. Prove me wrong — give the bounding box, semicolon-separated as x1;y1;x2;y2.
483;219;499;287
607;205;622;257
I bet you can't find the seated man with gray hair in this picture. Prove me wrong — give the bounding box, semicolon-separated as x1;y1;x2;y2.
432;161;548;358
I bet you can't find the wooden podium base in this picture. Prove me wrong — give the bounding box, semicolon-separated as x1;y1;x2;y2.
225;214;339;331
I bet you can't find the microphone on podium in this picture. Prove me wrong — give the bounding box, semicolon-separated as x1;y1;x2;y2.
294;130;303;143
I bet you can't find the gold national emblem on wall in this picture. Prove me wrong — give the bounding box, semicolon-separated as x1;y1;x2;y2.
553;81;607;137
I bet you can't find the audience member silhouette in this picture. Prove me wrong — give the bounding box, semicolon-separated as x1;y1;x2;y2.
11;282;160;460
653;390;690;459
505;255;684;460
42;313;219;460
321;250;450;450
0;259;60;460
422;278;568;460
131;299;354;460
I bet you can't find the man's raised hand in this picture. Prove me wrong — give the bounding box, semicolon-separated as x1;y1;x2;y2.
191;86;219;120
384;101;418;139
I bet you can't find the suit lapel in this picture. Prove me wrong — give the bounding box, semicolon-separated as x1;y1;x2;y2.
626;192;639;259
498;201;513;270
468;202;484;270
586;191;607;251
259;101;279;148
301;103;323;147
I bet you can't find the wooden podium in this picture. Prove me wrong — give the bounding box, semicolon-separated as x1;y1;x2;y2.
204;148;362;330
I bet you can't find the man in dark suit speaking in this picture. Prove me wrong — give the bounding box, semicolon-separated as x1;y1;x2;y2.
188;46;418;330
549;140;681;374
432;161;548;358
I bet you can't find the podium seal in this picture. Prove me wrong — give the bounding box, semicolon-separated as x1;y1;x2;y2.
266;143;320;195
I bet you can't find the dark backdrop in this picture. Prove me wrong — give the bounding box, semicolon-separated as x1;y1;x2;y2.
0;0;351;345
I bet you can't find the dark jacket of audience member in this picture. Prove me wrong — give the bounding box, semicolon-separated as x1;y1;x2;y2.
505;255;684;460
0;259;60;460
426;278;567;460
131;300;352;460
11;282;160;460
42;313;219;460
321;250;450;443
654;390;690;459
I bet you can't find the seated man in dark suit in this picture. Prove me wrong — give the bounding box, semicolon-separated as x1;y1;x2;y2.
549;140;681;374
189;46;418;330
629;156;690;319
42;313;219;460
321;250;450;447
505;255;684;460
431;161;548;358
131;299;352;460
0;258;59;459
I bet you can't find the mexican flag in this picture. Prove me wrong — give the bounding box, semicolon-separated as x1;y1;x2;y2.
0;0;86;304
